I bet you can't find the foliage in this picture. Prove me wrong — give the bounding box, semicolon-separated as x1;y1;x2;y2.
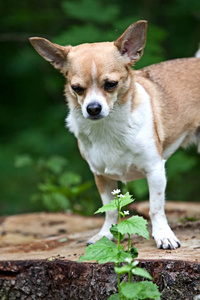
79;191;161;300
1;0;200;215
79;236;132;264
120;281;161;300
15;154;93;213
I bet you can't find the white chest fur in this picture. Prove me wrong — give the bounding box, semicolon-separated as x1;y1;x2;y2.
66;83;161;183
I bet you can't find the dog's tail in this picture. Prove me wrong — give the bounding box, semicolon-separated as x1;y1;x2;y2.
195;44;200;58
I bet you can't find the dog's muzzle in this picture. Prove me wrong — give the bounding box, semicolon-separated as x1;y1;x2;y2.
86;102;102;119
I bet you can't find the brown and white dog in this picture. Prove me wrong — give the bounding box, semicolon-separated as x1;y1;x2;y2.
30;21;200;249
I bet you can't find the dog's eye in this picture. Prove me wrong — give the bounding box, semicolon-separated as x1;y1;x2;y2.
71;85;85;94
104;81;118;91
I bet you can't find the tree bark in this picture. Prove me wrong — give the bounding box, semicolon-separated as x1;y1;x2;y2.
0;202;199;299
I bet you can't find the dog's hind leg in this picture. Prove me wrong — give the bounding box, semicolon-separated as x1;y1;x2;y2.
87;174;118;245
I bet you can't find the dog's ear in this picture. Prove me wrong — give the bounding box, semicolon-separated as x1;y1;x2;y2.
29;37;71;72
114;20;148;65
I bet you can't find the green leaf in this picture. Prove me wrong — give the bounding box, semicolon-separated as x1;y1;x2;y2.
95;203;117;214
42;193;69;212
59;172;81;187
95;192;134;214
118;192;135;209
130;245;139;259
117;216;149;239
107;294;120;300
121;281;161;300
114;264;132;274
78;236;131;264
70;181;93;195
38;183;56;192
15;155;33;168
132;267;152;280
46;156;67;174
110;224;125;242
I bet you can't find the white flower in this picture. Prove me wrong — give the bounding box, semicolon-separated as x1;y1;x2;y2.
132;260;139;267
111;189;121;195
124;257;132;264
118;194;125;198
123;210;130;215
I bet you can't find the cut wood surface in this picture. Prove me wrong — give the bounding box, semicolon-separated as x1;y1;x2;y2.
0;201;199;299
0;201;199;262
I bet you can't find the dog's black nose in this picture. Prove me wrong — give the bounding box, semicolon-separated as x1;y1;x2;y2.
87;102;102;117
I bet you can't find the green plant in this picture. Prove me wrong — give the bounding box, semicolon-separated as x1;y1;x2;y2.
15;154;93;212
79;190;161;300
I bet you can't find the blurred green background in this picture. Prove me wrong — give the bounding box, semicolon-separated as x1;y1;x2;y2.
1;0;200;216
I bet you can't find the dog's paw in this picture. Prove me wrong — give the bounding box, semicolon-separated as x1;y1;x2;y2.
153;228;181;250
87;231;114;246
155;237;181;250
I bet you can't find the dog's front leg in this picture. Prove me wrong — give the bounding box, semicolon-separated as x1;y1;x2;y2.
146;161;181;250
87;174;118;245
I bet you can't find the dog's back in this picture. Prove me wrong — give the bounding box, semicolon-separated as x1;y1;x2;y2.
135;57;200;154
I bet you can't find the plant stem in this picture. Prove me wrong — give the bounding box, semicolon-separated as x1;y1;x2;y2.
127;234;130;253
117;197;122;299
128;271;131;284
117;203;121;251
117;271;121;299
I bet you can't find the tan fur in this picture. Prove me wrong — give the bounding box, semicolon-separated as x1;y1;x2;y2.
77;140;85;160
139;58;200;151
94;174;107;195
63;42;135;108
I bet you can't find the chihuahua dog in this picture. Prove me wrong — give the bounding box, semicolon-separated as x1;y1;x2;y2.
30;21;200;249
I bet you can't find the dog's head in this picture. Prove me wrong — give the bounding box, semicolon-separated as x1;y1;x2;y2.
30;21;147;120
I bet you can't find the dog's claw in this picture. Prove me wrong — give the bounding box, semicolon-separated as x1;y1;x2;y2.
86;241;94;246
153;228;181;250
87;231;114;245
157;238;181;250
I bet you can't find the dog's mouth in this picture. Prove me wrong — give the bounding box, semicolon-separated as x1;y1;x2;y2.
87;115;104;121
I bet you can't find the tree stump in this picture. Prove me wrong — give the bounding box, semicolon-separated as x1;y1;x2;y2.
0;202;199;299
